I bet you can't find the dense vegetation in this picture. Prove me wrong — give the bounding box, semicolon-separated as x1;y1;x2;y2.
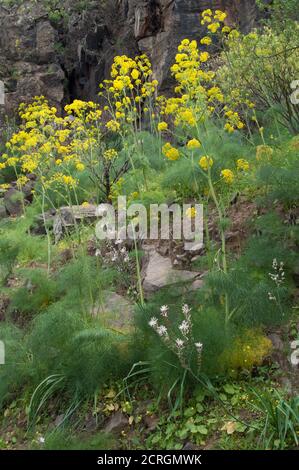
0;2;299;450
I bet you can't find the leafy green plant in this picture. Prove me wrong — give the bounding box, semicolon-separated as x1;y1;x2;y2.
251;389;299;449
217;20;299;133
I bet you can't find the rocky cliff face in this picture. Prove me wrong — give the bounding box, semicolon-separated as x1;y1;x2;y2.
0;0;259;116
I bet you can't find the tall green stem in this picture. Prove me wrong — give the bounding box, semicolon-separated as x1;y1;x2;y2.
207;168;229;326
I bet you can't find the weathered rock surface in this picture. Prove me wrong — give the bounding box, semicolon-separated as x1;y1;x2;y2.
104;411;128;434
0;2;64;115
0;0;260;116
32;204;98;240
3;177;35;216
92;291;135;333
142;245;202;295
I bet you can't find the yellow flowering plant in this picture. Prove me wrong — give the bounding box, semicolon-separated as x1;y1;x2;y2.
157;11;247;140
100;53;159;191
154;11;255;329
0;96;132;203
100;54;158;134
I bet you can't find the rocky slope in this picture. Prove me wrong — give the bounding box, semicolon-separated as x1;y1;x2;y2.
0;0;259;115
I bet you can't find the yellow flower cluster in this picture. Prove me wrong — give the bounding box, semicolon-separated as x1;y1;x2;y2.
157;121;168;132
236;158;250;171
162;143;180;161
200;9;227;33
221;169;234;184
65;100;98;118
224;110;244;133
256;145;274;161
101;54;158;126
45;173;78;189
199;155;213;170
106;120;120;132
187;138;201;149
170;38;215;98
103;149;118;160
0;96;104;194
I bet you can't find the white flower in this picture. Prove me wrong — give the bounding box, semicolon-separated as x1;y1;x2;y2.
195;342;203;353
175;338;185;349
182;304;191;315
38;436;45;444
179;320;190;335
268;292;276;301
160;305;169;317
157;325;168;337
149;317;158;328
95;249;101;257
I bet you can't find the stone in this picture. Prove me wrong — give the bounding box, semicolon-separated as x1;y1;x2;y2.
3;178;35;217
268;333;284;352
92;292;134;333
0;2;65;114
54;414;65;427
36;20;57;63
191;278;204;290
4;188;24;216
183;441;201;450
53;205;98;242
104;411;128;434
142;247;200;295
144;414;159;432
0;295;9;321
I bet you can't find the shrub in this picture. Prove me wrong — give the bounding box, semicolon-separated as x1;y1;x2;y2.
217;23;299;133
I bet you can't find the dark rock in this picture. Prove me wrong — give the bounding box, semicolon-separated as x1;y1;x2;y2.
268;333;284;352
4;188;24;216
54;414;65;427
183;441;201;450
144;414;159;432
0;295;10;321
83;413;99;432
3;178;35;216
0;0;260;114
104;411;128;434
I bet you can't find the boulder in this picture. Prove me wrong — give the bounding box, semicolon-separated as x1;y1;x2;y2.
104;411;128;434
92;291;135;334
142;246;202;296
3;188;24;216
